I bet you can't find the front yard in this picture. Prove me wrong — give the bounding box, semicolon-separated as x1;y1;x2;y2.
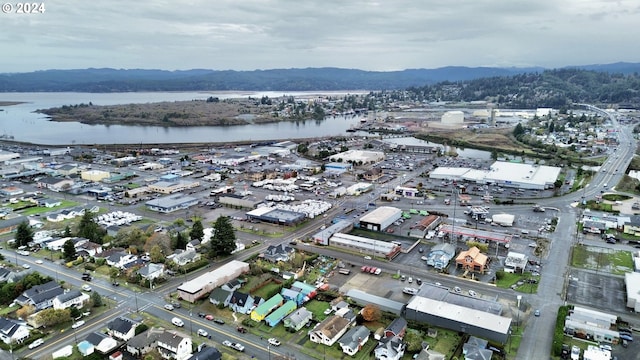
571;245;634;275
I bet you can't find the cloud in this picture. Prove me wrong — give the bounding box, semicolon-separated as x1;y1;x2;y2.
1;0;638;72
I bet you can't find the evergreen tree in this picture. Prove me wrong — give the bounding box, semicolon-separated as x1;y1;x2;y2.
63;239;76;261
15;222;33;247
174;232;188;250
209;216;237;258
90;291;102;307
77;210;106;243
190;219;204;242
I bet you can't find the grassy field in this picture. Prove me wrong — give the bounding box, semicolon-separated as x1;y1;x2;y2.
496;271;540;293
571;245;634;275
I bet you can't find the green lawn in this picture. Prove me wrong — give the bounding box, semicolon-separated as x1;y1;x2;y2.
251;281;282;299
572;245;633;275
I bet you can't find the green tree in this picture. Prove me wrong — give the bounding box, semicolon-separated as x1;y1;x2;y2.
77;210;106;243
149;244;164;263
190;219;204;242
34;308;71;327
109;267;119;282
15;222;33;247
63;225;72;237
62;239;76;261
174;232;188;250
209;216;237;258
91;291;103;307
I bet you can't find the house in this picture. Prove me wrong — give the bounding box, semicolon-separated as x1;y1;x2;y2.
280;288;303;305
37;198;62;208
137;263;165;281
46;207;85;222
384;317;407;339
126;328;162;357
186;240;200;252
0;268;12;282
225;291;256;314
37;177;74;192
425;243;456;270
363;167;384;182
107;316;140;341
309;315;351;346
0;217;25;235
283;307;313;331
157;330;193;360
330;297;350;312
463;336;493;360
265;300;297;327
0;317;30;345
209;288;231;306
374;336;406;360
15;280;64;310
77;340;95;357
455;246;489;273
263;243;295;263
83;332;119;354
623;215;640;236
105;251;139;269
52;290;90;310
187;346;222;360
220;279;243;292
75;241;103;258
251;294;284;322
338;325;370;356
170;249;201;266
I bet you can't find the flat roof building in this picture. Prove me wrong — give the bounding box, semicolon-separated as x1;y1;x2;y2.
177;260;249;303
145;195;199;213
330;233;401;260
626;272;640;312
359;206;402;232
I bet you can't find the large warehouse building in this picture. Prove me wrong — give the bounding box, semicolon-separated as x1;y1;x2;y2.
358;206;402;231
246;207;307;225
177;260;250;303
330;233;401;259
405;294;511;344
429;161;561;190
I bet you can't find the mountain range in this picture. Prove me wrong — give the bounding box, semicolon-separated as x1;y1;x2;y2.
1;62;639;92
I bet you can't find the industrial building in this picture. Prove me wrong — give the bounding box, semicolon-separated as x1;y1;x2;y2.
329;233;401;259
441;111;465;125
328;150;385;165
564;306;620;344
345;289;405;316
313;220;354;245
177;260;250;303
429;161;561;190
145;195;199;213
405;295;511;344
358;206;402;231
625;272;640;312
246;207;307;225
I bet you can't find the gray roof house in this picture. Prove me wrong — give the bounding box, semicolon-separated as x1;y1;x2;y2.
137;263;165;281
15;280;63;310
338;325;370;356
187;346;222;360
384;317;407;339
263;243;295;262
107;316;140;341
52;289;90;310
84;332;119;354
209;288;231;306
0;317;30;345
374;335;406;360
170;249;201;266
126;328;162;358
157;330;193;360
224;291;256;314
426;243;456;270
283;307;313;331
463;336;493;360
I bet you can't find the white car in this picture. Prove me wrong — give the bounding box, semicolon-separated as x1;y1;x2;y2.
223;340;245;352
72;320;85;329
468;290;477;297
164;304;175;311
22;264;30;269
28;338;44;349
171;317;184;327
323;308;332;315
197;328;208;337
268;338;281;346
81;284;92;292
364;256;372;260
35;259;43;264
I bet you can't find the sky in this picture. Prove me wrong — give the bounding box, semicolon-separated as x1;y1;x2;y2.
1;0;639;73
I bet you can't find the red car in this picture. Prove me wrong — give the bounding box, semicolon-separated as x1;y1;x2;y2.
236;326;247;333
204;314;214;321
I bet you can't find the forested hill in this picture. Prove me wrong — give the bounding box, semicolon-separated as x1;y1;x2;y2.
0;67;542;92
406;68;640;108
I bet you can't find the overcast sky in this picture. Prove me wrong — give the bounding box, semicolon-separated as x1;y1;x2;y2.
2;0;638;73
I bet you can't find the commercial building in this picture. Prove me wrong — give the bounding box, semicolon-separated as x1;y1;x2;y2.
441;111;464;125
405;295;511;344
330;233;401;260
246;207;306;225
313;220;353;245
564;306;620;344
81;170;111;182
345;289;405;316
145;195;199;213
359;206;402;231
177;260;249;303
429;161;561;190
625;272;640;312
328;150;385;165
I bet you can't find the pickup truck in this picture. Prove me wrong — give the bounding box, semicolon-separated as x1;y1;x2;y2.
222;340;245;352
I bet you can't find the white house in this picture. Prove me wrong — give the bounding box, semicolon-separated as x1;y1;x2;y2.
137;263;165;281
157;330;193;360
170;249;201;266
339;325;370;356
53;290;90;310
0;318;30;345
107;317;140;341
309;315;350;346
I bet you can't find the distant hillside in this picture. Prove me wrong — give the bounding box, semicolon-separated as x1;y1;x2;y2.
0;63;639;93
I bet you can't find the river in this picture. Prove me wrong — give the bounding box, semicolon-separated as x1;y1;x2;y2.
0;91;367;145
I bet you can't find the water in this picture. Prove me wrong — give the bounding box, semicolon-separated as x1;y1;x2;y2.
0;91;367;145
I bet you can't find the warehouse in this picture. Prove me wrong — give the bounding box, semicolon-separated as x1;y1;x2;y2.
345;289;405;316
429;161;561;190
246;207;306;225
358;206;402;231
145;195;199;213
177;260;250;303
405;295;511;344
313;220;353;246
625;272;640;312
329;233;401;259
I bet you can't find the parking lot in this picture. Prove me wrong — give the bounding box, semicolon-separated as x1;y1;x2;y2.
566;268;627;313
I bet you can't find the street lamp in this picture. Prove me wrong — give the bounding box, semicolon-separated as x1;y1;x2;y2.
268;345;271;360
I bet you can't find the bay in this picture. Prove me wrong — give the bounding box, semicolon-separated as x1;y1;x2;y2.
0;91;367;145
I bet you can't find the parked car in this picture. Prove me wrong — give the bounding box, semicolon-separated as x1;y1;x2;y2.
453;286;462;293
212;318;225;324
364;256;372;260
268;338;281;346
620;334;633;341
28;338;44;349
468;290;477;297
204;314;214;321
170;301;181;309
35;259;43;264
171;317;184;327
164;304;175;311
81;284;92;292
236;326;247;333
197;312;206;318
534;309;541;317
22;264;30;269
72;320;85;329
197;329;208;337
